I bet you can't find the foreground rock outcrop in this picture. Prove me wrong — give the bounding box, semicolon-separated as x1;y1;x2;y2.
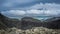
0;27;59;34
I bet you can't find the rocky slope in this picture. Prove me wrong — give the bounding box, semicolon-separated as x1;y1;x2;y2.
0;27;60;34
0;13;20;29
45;17;60;29
0;13;60;30
20;17;43;29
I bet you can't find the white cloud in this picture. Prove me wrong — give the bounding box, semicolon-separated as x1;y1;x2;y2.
1;3;60;17
44;10;60;16
2;9;60;17
2;2;60;12
10;10;26;15
28;3;60;10
26;10;41;14
2;10;26;16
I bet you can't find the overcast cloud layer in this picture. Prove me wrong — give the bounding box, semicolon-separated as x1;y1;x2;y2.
0;0;60;19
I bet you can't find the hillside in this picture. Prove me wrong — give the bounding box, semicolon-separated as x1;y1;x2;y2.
45;17;60;29
0;13;20;29
20;17;42;29
0;13;60;34
0;13;60;29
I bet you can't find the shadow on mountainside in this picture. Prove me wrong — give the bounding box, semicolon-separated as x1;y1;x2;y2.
0;13;60;30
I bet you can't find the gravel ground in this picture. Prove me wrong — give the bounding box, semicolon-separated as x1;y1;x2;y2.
0;27;59;34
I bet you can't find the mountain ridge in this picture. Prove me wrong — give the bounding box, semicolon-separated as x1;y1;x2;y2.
0;13;60;30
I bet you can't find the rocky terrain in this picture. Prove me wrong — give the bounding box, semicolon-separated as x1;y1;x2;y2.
0;27;60;34
0;13;60;34
0;13;20;29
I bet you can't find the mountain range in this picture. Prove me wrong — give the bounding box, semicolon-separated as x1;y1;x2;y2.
0;13;60;30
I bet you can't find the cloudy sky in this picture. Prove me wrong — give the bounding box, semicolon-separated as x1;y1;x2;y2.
0;0;60;19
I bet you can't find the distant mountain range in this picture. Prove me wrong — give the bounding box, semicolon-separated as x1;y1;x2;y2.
0;13;60;30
